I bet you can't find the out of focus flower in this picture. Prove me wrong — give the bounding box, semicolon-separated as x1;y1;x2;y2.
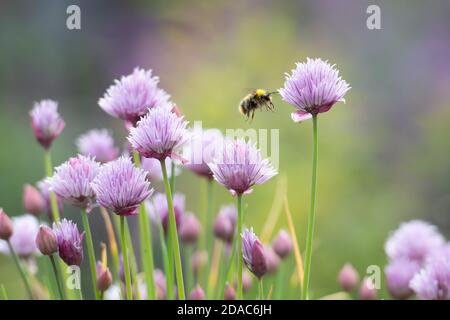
279;58;350;122
359;277;378;300
47;155;101;208
179;213;201;244
264;245;280;274
53;219;84;266
208;139;277;196
185;128;224;179
77;129;119;163
146;192;185;232
23;184;45;216
242;228;267;279
37;180;63;219
272;229;293;259
104;283;121;300
141;157;180;182
385;220;445;263
213;205;237;243
91;156;153;216
338;263;360;292
30;100;65;149
154;269;167;300
0;209;13;241
410;252;450;300
224;283;236;300
385;259;420;300
128;106;189;161
242;271;253;292
0;214;39;258
189;285;205;300
98;68;171;125
35;225;58;256
191;250;208;274
96;261;113;292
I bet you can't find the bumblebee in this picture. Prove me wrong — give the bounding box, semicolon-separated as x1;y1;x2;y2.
239;89;277;120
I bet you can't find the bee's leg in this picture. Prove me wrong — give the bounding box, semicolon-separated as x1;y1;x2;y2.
251;109;255;120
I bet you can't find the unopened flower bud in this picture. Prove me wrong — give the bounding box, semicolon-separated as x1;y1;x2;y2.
189;285;205;300
359;277;377;300
265;245;280;274
338;263;359;292
96;261;113;292
272;229;293;259
242;271;253;292
0;209;13;240
35;225;57;255
242;228;267;279
179;213;201;244
213;205;236;243
224;283;236;300
23;184;45;216
191;250;208;274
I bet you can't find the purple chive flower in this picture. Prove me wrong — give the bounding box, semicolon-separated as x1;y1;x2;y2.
35;225;58;256
338;263;360;292
385;220;445;263
47;155;101;208
385;259;420;300
213;204;237;243
241;228;268;279
29;100;65;149
98;68;172;125
146;192;185;232
96;261;113;292
91;156;153;216
189;285;205;300
37;179;63;220
128;106;190;162
179;212;201;244
141;157;180;182
264;245;280;274
208;139;277;196
279;58;350;122
410;252;450;300
77;129;119;163
23;184;45;216
53;219;84;266
272;229;293;259
224;283;236;300
359;277;378;300
0;214;40;258
0;209;13;241
185;128;224;179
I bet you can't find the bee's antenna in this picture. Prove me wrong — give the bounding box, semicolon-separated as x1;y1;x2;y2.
268;90;279;95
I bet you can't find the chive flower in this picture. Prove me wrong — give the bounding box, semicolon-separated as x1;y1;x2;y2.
0;214;40;258
52;219;84;266
241;228;268;279
77;129;119;163
30;100;65;149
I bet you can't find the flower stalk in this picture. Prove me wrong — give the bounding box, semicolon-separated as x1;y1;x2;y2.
49;254;65;300
7;241;33;299
236;194;243;299
81;208;99;299
119;216;132;300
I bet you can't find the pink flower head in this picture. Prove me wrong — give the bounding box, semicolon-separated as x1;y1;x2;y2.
98;68;171;125
213;204;237;243
208;138;277;196
30;100;65;149
185;128;224;179
128;106;190;161
0;214;40;258
272;229;293;259
146;192;185;232
410;250;450;300
241;228;268;279
53;219;84;266
91;156;153;216
47;155;101;209
77;129;119;163
385;220;445;263
385;259;420;300
279;58;350;122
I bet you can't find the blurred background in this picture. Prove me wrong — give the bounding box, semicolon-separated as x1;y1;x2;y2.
1;0;449;299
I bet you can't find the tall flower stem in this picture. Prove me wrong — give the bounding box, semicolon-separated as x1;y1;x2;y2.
81;208;99;300
160;159;186;300
259;279;264;300
301;114;318;300
44;150;60;222
7;241;33;299
202;179;214;289
236;194;243;299
120;215;133;300
157;220;173;299
49;255;65;300
133;152;156;300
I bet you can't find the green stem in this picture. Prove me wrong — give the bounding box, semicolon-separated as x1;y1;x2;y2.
7;241;33;299
158;219;173;300
219;242;236;299
120;216;133;300
236;194;243;299
185;245;193;293
50;255;65;300
81;208;99;300
274;261;285;300
301;114;319;300
160;159;186;300
44;151;60;222
259;279;264;300
124;221;140;300
170;161;176;192
1;284;8;300
133;152;156;300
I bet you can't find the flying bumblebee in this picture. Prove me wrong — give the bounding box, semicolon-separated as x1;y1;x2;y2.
239;89;277;120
